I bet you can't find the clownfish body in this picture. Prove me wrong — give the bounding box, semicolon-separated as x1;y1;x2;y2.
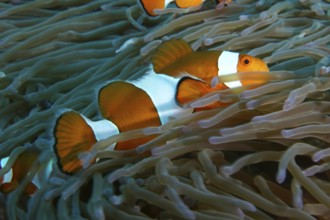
0;148;40;196
139;0;232;16
53;39;269;174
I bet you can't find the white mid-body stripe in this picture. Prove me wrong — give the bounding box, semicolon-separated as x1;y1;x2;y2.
218;51;242;88
132;70;193;124
84;117;119;145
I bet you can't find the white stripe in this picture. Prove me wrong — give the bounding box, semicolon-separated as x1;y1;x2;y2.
1;157;12;183
84;117;119;149
224;80;242;88
132;70;193;124
165;0;174;7
218;51;242;88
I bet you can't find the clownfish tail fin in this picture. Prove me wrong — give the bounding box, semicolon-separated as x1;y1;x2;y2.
152;39;193;73
53;111;97;174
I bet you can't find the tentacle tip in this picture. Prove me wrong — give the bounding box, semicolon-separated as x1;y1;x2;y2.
276;171;286;184
151;145;166;156
77;152;93;169
312;152;322;162
281;129;292;138
246;100;257;110
208;136;221;145
239;15;249;21
198;120;212;128
219;128;231;136
251;115;264;122
136;145;145;154
204;38;214;46
221;166;233;175
110;195;123;205
259;11;269;20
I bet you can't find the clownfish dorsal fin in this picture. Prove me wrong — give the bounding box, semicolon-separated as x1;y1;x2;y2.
54;111;97;174
175;0;203;8
152;39;193;73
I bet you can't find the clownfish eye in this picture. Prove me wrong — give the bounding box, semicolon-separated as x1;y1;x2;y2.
240;55;251;66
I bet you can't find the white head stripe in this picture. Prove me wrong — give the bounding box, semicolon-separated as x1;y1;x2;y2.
84;117;119;144
218;51;242;89
132;70;192;124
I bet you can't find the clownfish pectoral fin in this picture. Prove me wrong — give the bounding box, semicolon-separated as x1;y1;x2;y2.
176;77;224;110
152;39;193;74
53;111;97;174
139;0;174;16
176;77;212;106
175;0;203;8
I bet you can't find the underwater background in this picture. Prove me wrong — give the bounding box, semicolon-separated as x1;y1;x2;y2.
0;0;330;219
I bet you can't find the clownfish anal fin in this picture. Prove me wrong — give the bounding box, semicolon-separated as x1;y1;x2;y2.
175;77;211;107
152;39;193;73
53;111;97;174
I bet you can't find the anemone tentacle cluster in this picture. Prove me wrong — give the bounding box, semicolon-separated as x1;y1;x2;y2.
0;0;330;219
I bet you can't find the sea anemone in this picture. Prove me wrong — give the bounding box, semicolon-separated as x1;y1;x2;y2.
0;0;329;219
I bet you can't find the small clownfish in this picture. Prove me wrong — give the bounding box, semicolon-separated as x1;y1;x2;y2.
0;148;40;196
139;0;233;16
53;39;269;174
139;0;203;16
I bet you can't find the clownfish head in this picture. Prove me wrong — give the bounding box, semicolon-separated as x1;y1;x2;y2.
237;54;269;73
237;54;270;88
218;51;269;89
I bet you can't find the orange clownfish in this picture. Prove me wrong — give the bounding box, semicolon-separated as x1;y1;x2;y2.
139;0;232;16
139;0;204;16
53;39;269;174
0;148;40;196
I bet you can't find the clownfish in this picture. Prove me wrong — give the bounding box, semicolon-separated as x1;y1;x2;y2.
0;148;40;196
139;0;232;16
53;39;269;174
